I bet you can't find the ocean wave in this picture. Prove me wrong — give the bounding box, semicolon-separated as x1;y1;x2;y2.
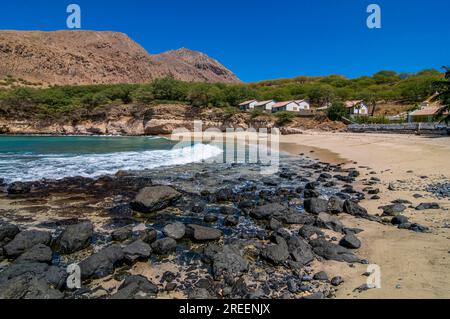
0;143;223;183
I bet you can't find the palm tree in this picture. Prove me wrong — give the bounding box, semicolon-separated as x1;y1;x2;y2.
433;66;450;124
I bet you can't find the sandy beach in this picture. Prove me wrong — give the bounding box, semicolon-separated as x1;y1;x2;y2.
281;132;450;299
171;130;450;298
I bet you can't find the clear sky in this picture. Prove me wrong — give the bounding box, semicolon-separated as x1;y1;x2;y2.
0;0;448;82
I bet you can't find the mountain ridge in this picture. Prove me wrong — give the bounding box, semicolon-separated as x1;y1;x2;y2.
0;30;240;85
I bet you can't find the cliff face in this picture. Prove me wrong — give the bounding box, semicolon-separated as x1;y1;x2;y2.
0;30;240;85
0;104;276;136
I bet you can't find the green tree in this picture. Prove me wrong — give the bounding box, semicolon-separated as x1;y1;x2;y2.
326;102;348;121
433;66;450;123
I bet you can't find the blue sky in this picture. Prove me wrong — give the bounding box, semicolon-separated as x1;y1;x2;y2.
0;0;448;82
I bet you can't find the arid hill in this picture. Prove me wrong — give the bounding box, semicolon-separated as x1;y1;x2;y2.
0;30;240;85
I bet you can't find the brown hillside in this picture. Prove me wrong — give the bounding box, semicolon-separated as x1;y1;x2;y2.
0;30;240;85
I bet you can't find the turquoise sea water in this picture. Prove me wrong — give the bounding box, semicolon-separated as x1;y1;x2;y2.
0;136;223;183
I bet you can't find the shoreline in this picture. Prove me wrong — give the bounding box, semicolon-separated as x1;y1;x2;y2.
0;132;449;299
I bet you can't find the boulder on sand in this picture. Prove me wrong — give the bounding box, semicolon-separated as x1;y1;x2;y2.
55;221;94;254
310;238;361;263
339;233;361;249
16;244;53;264
130;186;181;214
304;198;328;215
163;222;186;240
3;230;52;258
186;224;223;242
0;223;20;247
79;244;124;279
150;238;177;255
123;240;152;262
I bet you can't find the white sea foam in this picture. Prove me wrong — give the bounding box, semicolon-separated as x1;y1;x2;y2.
0;143;223;183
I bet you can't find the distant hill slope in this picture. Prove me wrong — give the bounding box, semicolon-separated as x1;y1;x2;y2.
0;30;240;85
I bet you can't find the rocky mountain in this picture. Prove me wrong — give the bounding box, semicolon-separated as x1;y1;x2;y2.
0;30;240;85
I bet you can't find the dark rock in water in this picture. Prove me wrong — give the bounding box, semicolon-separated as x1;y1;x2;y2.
328;196;344;214
269;218;282;231
112;225;133;242
381;204;406;216
213;187;234;202
55;221;94;254
137;228;157;244
334;175;354;183
0;275;63;299
315;213;344;233
163;222;186;240
0;223;20;247
150;238;177;255
313;271;329;281
7;182;31;195
305;182;319;190
391;215;409;225
212;245;248;279
123;240;152;262
310;238;361;263
130;186;181;214
204;214;218;223
415;203;440;210
299;225;324;240
224;215;239;227
303;189;320;199
3;230;52;258
261;237;290;265
339;233;361;249
319;173;332;180
343;200;369;218
16;244;52;264
79;244;124;279
250;203;285;220
287;235;314;265
111;275;158;299
331;276;344;286
0;262;66;291
304;198;328;215
186;224;223;242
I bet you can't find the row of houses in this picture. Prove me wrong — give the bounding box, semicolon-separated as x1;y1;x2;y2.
239;99;311;113
239;98;371;116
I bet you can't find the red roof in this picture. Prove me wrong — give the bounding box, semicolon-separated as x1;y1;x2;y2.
410;107;441;116
273;101;294;108
344;100;364;108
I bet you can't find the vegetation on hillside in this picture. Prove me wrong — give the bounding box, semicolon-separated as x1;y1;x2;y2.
433;66;450;123
0;69;444;121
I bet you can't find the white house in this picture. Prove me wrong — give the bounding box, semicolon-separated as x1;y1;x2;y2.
295;100;311;110
239;99;257;111
254;100;276;113
345;100;369;115
272;101;301;113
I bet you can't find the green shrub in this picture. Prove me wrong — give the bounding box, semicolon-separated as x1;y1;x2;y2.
275;111;295;125
326;102;348;121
